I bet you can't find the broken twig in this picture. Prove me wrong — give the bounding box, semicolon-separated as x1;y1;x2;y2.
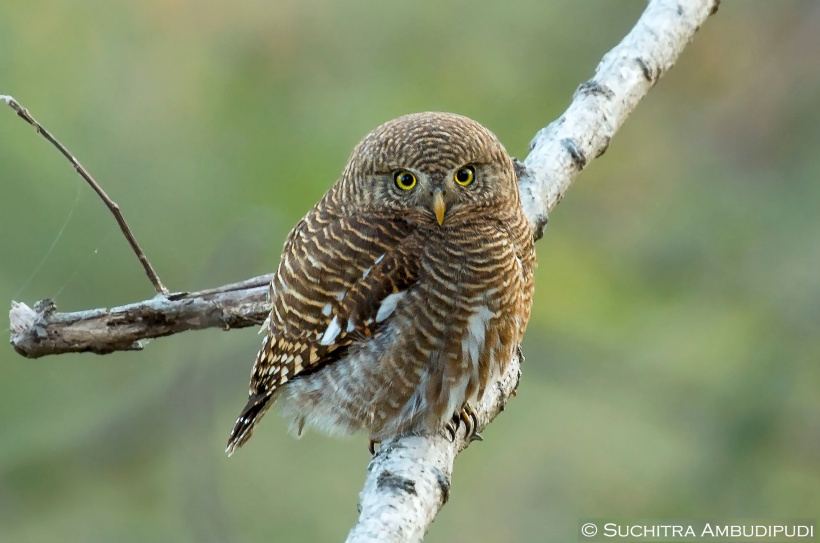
0;95;168;294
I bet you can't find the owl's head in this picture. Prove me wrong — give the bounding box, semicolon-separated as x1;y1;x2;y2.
337;112;519;227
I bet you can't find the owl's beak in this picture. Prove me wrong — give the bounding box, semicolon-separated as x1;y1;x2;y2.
432;189;446;225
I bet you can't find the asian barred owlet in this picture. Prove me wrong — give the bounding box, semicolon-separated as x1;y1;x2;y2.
226;112;535;455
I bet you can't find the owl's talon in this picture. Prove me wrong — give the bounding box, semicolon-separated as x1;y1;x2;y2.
461;404;480;440
471;432;484;442
444;419;458;442
459;407;474;437
368;439;380;455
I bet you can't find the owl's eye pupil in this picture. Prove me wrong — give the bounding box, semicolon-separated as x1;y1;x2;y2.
394;170;417;191
454;166;475;186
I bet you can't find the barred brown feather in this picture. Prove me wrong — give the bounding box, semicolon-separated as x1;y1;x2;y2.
227;112;535;455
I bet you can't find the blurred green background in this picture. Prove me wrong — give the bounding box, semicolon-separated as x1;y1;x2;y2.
1;1;818;541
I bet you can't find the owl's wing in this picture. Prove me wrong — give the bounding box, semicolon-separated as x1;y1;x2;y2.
227;211;421;453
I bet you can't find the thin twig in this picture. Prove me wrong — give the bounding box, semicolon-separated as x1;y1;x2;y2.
0;95;168;295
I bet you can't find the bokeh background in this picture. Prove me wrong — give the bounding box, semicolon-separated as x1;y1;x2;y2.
1;1;818;541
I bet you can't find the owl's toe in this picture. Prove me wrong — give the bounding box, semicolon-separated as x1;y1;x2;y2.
444;417;458;442
460;404;479;438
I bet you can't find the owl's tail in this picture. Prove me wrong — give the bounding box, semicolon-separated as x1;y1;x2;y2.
226;393;272;456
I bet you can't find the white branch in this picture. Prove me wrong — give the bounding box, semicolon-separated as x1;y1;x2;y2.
519;0;719;239
346;0;719;541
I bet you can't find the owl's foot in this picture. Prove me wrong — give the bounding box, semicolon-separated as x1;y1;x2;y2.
445;404;482;442
368;439;380;455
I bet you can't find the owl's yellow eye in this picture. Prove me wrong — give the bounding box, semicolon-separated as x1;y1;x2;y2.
454;166;475;186
394;170;417;191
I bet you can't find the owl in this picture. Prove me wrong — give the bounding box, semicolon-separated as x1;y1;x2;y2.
226;112;535;455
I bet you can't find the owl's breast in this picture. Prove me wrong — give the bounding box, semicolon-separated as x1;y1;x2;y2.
417;220;533;320
373;220;533;430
